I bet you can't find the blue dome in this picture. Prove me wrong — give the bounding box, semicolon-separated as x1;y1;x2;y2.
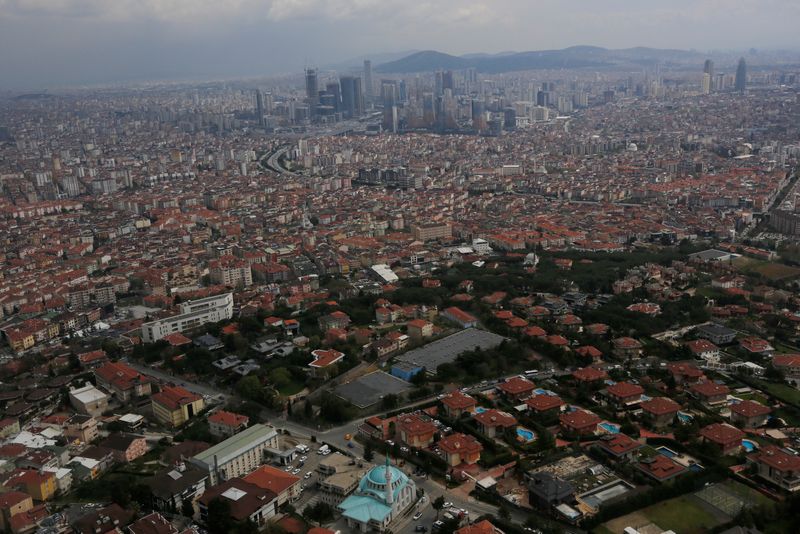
365;464;407;486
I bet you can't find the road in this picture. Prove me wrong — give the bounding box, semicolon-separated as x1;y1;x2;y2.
124;360;229;402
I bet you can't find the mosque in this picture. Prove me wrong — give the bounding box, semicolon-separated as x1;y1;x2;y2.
338;457;417;532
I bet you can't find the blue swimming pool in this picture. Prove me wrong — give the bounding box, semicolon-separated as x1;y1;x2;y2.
742;439;758;452
677;411;693;424
475;407;488;414
598;422;620;434
690;464;705;472
656;446;678;458
533;388;558;396
517;427;536;443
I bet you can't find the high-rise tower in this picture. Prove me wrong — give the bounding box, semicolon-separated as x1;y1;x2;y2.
735;57;747;94
363;60;373;106
305;68;319;111
255;89;264;125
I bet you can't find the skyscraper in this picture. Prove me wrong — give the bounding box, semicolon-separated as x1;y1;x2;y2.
703;59;715;93
735;57;747;94
340;76;363;119
255;89;264;126
325;81;341;113
363;60;373;106
305;68;319;110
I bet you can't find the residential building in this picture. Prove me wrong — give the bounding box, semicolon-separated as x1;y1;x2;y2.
639;397;680;427
526;471;574;508
198;478;278;528
412;222;451;241
441;307;478;328
438;433;483;467
68;383;109;417
612;337;643;359
243;465;301;506
64;414;99;444
396;414;437;448
730;400;771;428
0;492;33;533
317;453;370;507
559;410;600;436
699;423;744;455
152;386;204;427
94;361;152;401
690;381;730;406
99;433;148;463
407;319;434;341
636;455;687;482
748;445;800;492
594;433;642;461
189;424;279;486
526;394;564;415
440;390;477;418
605;381;644;407
695;323;737;345
497;376;536;401
141;293;234;343
1;469;57;501
208;410;249;438
474;409;517;438
147;464;208;511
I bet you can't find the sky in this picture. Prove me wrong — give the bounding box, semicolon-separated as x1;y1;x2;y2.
1;0;798;89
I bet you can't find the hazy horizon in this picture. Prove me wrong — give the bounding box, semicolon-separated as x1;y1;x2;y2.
1;0;799;90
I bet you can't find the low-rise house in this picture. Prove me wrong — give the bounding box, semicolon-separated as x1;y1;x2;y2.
128;512;180;534
1;469;57;501
772;354;800;382
0;491;33;533
64;415;99;444
639;397;680;427
572;366;608;385
497;376;535;401
99;433;148;463
72;503;134;534
526;471;574;509
309;349;345;376
690;381;730;406
208;410;249;438
685;339;720;360
440;391;477;418
438;433;482;467
397;414;437;448
526;394;564;416
612;337;643;359
668;362;706;385
699;423;744;455
406;319;434;341
605;382;644;407
695;323;736;345
441;307;478;329
595;433;642;462
474;409;517;438
739;337;775;356
559;410;600;437
730;400;771;429
636;455;686;482
747;445;800;492
0;419;20;439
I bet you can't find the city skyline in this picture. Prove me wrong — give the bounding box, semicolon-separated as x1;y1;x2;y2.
2;0;800;89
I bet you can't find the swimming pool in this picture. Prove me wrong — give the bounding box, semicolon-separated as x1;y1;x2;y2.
475;407;488;414
516;427;536;443
742;439;758;452
689;463;705;472
677;411;693;424
656;446;678;458
598;422;621;434
533;388;558;396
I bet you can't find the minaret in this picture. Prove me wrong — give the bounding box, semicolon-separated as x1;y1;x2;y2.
384;456;393;505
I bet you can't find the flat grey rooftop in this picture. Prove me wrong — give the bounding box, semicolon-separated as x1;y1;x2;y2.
334;371;412;408
395;328;506;372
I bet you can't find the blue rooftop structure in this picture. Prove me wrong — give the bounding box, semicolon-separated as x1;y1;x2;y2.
338;458;416;532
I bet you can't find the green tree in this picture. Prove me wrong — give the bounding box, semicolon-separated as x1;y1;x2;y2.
182;499;195;518
206;497;235;534
268;367;292;389
432;495;445;519
381;394;399;410
364;443;374;462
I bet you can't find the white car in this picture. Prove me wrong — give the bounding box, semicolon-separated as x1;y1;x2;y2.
292;468;301;475
299;455;308;462
413;511;423;520
304;472;312;479
443;502;453;508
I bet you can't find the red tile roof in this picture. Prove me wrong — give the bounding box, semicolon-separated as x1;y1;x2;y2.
526;394;564;412
438;433;483;455
607;381;644;399
638;455;686;480
729;400;771;418
640;397;680;416
572;366;608;382
497;376;535;395
751;445;800;472
596;433;642;456
309;349;345;368
474;409;517;428
560;410;600;430
700;423;745;445
691;381;730;398
243;465;300;495
208;410;249;428
441;390;477;410
152;386;201;410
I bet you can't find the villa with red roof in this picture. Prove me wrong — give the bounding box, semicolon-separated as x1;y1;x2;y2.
441;391;477;418
243;465;301;506
612;337;643;359
690;381;730;406
208;410;249;438
442;307;478;329
729;400;771;429
397;414;437;448
575;346;603;362
700;423;744;455
523;325;547;338
559;410;600;437
595;433;642;461
572;366;608;384
637;455;686;482
739;336;774;356
772;354;800;380
668;362;706;385
474;409;517;438
526;394;564;415
94;362;152;401
309;349;345;376
438;433;483;467
747;445;800;492
685;339;719;360
639;397;680;427
605;382;644;407
497;376;535;401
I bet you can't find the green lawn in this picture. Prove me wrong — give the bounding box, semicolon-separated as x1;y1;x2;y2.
641;495;722;534
720;480;773;508
755;380;800;406
278;380;305;396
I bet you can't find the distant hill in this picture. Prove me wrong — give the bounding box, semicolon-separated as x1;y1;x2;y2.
376;46;700;74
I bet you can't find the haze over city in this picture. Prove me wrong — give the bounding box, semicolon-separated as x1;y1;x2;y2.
2;0;800;88
2;2;800;534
